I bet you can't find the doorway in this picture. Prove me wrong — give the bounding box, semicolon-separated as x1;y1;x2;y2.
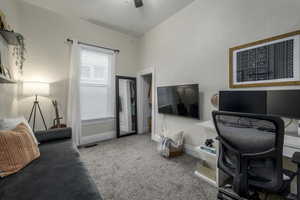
142;74;152;134
137;67;156;140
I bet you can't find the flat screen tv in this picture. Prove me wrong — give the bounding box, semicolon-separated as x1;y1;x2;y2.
157;84;200;119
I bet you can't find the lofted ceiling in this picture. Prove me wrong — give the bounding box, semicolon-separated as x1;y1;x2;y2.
19;0;195;37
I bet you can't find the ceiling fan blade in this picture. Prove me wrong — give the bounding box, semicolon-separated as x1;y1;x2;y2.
134;0;143;8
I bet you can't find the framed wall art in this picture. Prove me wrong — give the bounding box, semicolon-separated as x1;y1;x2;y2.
229;30;300;88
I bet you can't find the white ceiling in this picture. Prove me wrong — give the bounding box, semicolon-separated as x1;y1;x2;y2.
20;0;195;37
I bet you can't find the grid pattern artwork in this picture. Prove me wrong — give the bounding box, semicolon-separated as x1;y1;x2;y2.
236;39;294;82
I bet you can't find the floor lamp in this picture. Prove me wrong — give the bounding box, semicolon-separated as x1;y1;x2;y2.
23;82;50;132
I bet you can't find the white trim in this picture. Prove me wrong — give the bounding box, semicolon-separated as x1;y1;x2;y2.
80;131;116;145
80;83;108;87
157;82;199;87
194;170;218;187
152;134;161;142
184;144;202;159
82;117;115;125
137;67;157;141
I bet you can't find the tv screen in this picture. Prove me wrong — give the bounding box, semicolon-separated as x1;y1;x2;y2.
157;84;199;119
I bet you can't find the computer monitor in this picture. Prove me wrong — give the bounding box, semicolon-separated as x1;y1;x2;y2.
219;90;300;119
267;90;300;119
219;91;267;115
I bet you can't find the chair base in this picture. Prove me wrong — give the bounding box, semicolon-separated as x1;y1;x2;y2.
285;193;298;200
218;186;298;200
218;185;260;200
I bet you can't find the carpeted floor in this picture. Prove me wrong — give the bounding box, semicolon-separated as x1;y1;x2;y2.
79;134;217;200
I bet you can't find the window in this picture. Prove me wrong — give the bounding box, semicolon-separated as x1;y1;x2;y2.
80;46;115;120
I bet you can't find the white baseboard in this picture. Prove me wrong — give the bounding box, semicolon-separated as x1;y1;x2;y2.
152;134;161;142
81;132;202;159
80;131;116;146
184;144;202;159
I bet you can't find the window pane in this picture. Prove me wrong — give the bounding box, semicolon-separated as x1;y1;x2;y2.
93;66;107;81
81;66;91;79
80;48;109;84
79;46;114;120
80;85;109;120
81;50;108;67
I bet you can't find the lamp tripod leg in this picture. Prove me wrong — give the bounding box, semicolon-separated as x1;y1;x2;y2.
28;95;48;132
37;102;48;130
33;103;37;132
28;102;35;123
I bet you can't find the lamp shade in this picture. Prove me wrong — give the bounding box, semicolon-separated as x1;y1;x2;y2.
23;82;50;96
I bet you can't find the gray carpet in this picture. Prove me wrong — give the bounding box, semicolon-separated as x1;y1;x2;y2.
79;134;217;200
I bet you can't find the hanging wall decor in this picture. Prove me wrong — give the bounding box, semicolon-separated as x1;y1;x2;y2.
4;67;11;79
0;9;26;74
229;30;300;88
0;10;10;31
13;34;26;73
0;15;4;30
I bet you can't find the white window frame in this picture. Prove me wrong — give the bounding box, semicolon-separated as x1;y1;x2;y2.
79;44;116;121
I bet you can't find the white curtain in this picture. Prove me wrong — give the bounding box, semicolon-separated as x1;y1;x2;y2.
109;53;117;117
67;40;82;146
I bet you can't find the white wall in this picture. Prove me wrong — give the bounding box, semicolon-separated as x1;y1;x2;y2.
138;0;300;147
0;0;20;118
16;1;139;134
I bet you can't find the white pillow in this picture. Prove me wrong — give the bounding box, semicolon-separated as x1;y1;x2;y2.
168;131;184;146
0;117;39;145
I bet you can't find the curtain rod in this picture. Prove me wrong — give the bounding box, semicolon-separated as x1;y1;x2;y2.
66;38;120;53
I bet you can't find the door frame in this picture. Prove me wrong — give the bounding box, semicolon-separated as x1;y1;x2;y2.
137;67;157;141
115;75;138;138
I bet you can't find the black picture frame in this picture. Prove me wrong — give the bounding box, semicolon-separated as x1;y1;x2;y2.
115;75;138;138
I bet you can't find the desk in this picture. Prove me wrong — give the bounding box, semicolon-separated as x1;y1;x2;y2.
284;130;300;157
195;120;300;187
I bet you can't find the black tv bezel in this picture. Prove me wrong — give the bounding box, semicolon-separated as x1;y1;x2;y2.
157;84;200;120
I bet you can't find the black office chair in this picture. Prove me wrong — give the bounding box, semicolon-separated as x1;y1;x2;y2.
212;111;300;200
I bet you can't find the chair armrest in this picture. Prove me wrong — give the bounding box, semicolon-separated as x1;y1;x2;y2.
34;128;72;143
292;152;300;165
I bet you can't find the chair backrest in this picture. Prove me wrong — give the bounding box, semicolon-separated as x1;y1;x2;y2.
212;111;285;197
